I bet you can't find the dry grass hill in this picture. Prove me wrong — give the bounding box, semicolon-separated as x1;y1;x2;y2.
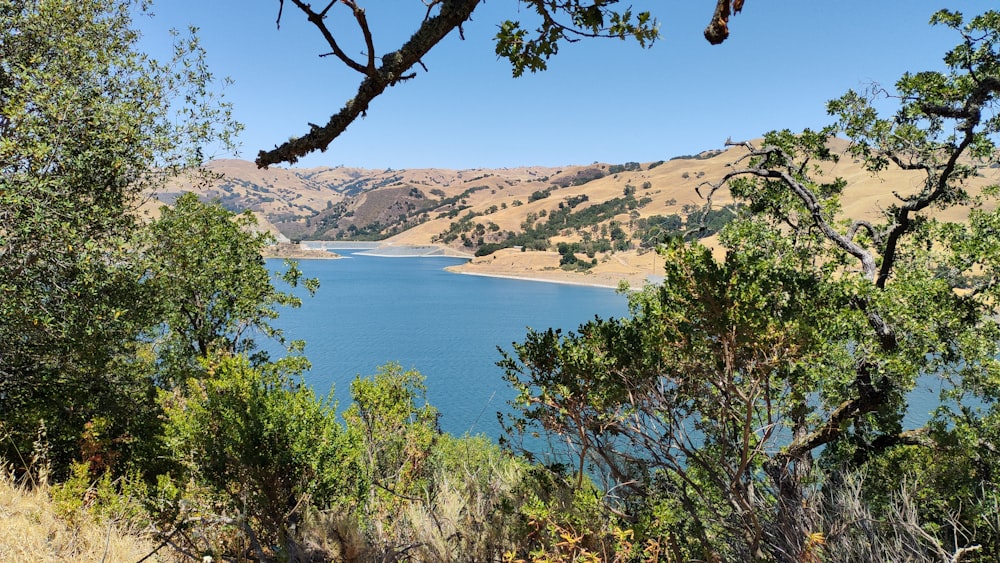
150;141;1000;287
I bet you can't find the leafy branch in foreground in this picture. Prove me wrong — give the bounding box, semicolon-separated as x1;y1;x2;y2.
502;9;1000;562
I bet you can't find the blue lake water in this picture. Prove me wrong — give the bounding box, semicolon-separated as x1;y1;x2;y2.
266;251;950;442
266;251;629;439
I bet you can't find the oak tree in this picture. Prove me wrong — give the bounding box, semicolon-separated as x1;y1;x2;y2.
0;0;237;475
501;9;1000;561
143;193;317;384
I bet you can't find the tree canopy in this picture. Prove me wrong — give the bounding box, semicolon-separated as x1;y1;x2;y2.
143;193;317;383
501;8;1000;561
0;0;238;473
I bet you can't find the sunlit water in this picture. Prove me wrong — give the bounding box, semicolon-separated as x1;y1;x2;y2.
265;252;949;442
265;251;628;439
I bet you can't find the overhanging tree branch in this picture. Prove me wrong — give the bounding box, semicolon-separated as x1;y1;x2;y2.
258;2;757;167
257;0;481;168
876;76;1000;288
700;140;879;279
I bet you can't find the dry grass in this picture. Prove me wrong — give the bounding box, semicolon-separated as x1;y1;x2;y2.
0;472;169;563
152;143;1000;288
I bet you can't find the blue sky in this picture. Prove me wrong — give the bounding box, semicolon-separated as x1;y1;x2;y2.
138;1;986;170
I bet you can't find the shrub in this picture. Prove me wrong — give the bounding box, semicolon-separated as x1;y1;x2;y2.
160;353;342;557
529;189;551;202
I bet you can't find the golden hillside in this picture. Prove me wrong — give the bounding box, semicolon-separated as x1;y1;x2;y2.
151;142;1000;287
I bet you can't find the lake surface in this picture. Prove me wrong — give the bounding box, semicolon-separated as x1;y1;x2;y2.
266;251;629;439
266;251;948;442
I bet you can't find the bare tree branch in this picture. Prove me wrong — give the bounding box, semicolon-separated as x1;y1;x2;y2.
256;0;481;168
288;0;371;74
259;2;755;167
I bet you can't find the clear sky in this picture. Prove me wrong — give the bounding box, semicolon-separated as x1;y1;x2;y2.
137;1;986;170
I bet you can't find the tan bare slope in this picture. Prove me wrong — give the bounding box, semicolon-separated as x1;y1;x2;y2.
156;159;581;240
152;143;999;288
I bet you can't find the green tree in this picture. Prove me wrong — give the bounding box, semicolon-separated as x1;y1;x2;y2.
0;0;237;476
160;353;342;560
502;9;1000;561
340;363;440;552
143;193;317;383
503;238;833;560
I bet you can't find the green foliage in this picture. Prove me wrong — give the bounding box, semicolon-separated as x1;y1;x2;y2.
160;353;341;554
143;193;317;382
529;188;552;202
670;149;724;161
608;162;641;174
0;0;237;477
687;203;740;238
635;214;683;248
340;364;439;541
50;461;150;530
557;242;594;271
476;242;506;256
551;167;606;188
513;481;612;561
476;195;637;256
153;359;547;561
502;10;1000;560
434;210;480;245
502;236;836;558
494;1;658;77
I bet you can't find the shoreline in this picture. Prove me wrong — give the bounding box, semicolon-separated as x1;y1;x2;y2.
262;243;341;260
270;242;655;289
445;265;653;290
448;269;624;289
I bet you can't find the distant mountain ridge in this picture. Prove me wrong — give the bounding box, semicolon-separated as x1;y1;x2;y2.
152;143;999;286
156;151;732;247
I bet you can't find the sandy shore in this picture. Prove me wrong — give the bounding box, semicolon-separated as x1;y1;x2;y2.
262;243;341;260
445;247;656;289
446;268;651;289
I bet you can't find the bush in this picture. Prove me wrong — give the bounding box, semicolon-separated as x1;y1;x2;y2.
476;243;504;256
529;189;552;202
160;353;342;557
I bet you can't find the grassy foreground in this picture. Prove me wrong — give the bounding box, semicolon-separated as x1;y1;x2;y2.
0;472;167;562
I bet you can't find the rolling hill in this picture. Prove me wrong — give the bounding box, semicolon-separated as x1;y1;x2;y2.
151;141;1000;287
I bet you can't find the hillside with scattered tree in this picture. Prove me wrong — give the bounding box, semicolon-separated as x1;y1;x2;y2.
158;139;999;286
